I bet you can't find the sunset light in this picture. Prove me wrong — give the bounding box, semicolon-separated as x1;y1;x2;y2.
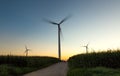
0;0;120;60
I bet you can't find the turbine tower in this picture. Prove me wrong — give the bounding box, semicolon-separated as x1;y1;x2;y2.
24;45;30;56
44;16;70;60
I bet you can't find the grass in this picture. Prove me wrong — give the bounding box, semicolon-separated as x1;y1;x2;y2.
67;67;120;76
0;64;36;76
0;56;61;76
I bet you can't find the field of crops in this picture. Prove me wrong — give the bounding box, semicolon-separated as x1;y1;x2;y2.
0;56;60;76
67;50;120;76
68;50;120;68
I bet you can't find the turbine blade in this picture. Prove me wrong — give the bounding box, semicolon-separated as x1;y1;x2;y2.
43;18;58;25
28;49;31;51
59;15;71;25
81;46;86;47
49;21;58;25
25;45;27;50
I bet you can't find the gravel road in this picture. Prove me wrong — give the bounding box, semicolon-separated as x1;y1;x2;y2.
23;62;68;76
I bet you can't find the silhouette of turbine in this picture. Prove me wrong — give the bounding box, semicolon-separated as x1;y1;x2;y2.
24;45;30;56
82;43;89;53
44;16;70;60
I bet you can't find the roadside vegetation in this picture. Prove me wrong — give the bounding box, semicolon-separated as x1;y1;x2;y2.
67;50;120;76
67;67;120;76
0;56;60;76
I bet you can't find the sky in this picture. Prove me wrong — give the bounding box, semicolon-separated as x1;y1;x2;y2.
0;0;120;60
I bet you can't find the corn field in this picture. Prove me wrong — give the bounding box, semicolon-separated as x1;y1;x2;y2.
68;50;120;69
0;56;60;68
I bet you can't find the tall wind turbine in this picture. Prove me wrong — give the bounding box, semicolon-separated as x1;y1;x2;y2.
82;43;89;53
24;45;30;56
44;16;70;60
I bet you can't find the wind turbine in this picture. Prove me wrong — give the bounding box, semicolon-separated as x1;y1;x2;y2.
82;43;89;53
24;45;30;56
44;16;70;60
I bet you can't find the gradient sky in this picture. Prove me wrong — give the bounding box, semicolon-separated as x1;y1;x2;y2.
0;0;120;60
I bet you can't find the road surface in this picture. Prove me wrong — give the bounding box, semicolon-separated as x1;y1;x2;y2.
23;62;68;76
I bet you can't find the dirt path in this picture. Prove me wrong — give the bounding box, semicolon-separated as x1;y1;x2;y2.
23;62;68;76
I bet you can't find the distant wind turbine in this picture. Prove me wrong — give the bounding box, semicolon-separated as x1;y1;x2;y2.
82;43;89;53
44;16;70;60
24;45;30;56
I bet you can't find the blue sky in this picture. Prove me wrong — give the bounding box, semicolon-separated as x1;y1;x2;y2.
0;0;120;59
